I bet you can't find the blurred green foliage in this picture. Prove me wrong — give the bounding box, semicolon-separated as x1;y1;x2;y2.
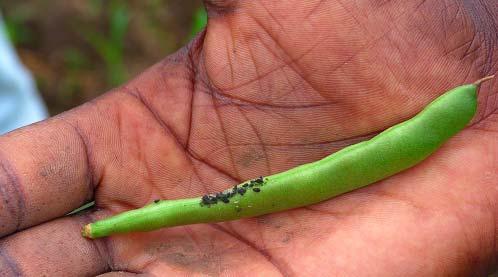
190;6;207;37
63;48;90;71
59;48;91;105
2;2;38;46
0;1;205;115
3;12;33;45
81;0;130;86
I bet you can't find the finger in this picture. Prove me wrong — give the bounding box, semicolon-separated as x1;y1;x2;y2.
0;112;97;237
0;44;205;237
0;213;110;276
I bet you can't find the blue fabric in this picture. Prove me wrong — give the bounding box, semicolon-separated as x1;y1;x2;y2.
0;15;48;134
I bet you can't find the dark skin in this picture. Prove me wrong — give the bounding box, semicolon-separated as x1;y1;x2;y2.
1;0;498;276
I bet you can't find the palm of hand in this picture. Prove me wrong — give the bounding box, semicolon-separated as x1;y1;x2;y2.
1;1;497;276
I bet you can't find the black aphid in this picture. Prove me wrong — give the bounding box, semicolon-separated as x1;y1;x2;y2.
208;196;218;204
201;195;218;205
242;183;249;188
255;176;264;184
221;198;230;203
201;195;210;203
154;199;160;203
237;188;246;195
253;188;261;192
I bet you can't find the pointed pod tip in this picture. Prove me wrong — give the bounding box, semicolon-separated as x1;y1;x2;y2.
473;75;495;87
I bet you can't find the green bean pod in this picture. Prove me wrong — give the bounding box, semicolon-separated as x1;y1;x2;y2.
82;77;493;239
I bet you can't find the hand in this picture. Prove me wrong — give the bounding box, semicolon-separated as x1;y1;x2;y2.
1;1;497;276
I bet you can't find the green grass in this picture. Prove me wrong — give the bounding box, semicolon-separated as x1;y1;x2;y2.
3;14;33;46
81;0;130;87
67;201;95;216
190;7;207;37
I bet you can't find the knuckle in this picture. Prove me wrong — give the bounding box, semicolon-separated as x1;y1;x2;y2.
0;157;25;236
0;247;22;276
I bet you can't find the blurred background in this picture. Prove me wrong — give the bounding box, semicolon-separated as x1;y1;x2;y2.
0;0;207;115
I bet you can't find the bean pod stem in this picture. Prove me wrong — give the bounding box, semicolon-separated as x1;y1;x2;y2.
82;76;494;239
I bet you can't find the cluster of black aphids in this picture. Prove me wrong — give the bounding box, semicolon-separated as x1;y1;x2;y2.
201;176;265;206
